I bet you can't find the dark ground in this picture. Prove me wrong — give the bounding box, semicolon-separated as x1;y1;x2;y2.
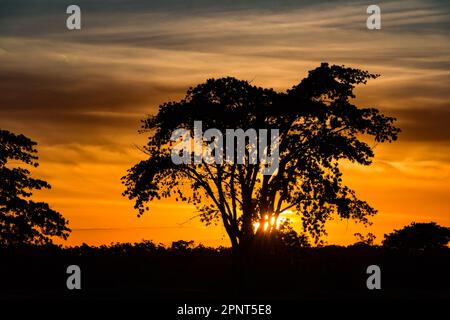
0;242;449;317
1;241;449;299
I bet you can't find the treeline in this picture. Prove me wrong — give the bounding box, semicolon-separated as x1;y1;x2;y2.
1;239;449;300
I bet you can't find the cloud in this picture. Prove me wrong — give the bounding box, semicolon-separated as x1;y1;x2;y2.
1;0;449;245
391;107;450;142
0;55;186;147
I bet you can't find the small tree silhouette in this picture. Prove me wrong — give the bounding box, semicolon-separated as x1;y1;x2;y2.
0;130;70;245
382;222;450;250
123;63;400;255
352;232;376;247
171;240;195;251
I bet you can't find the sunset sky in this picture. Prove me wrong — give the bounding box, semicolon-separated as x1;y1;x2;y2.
1;0;449;247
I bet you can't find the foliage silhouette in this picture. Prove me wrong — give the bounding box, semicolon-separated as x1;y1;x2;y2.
277;219;310;249
123;63;400;254
171;239;195;251
382;222;450;250
352;232;377;247
0;129;70;245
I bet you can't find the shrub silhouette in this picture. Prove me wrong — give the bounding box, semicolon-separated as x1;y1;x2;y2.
382;222;450;250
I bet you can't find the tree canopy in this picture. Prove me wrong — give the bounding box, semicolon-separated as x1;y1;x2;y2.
0;129;70;245
123;63;400;253
382;222;450;250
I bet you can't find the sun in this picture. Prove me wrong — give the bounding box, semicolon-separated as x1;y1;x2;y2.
253;214;286;233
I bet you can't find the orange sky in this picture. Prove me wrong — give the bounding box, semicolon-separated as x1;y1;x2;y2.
1;0;449;246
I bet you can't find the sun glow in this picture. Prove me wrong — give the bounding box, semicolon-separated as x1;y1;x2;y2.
253;214;286;233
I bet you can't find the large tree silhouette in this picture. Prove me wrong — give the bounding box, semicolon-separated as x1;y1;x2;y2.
123;63;400;254
0;130;70;245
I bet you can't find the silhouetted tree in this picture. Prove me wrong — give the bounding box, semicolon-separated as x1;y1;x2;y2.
0;130;70;245
382;222;450;250
352;232;376;247
171;240;195;251
123;63;400;255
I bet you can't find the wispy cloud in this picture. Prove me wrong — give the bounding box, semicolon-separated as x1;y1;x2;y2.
1;0;449;245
